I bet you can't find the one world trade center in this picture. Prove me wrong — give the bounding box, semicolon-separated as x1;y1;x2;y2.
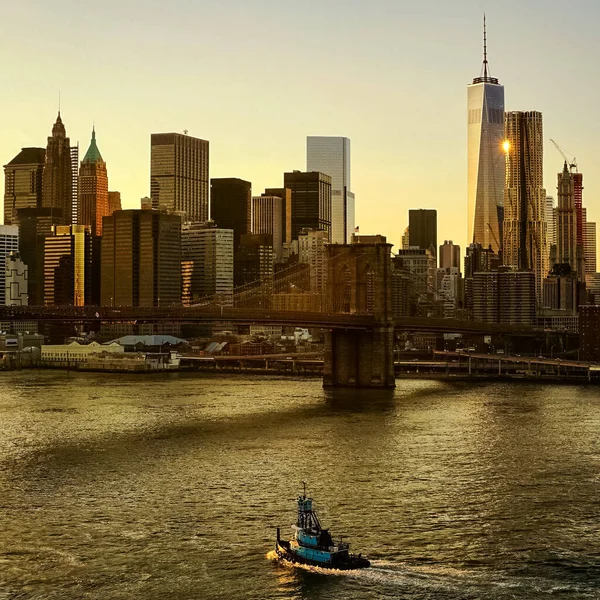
467;17;505;253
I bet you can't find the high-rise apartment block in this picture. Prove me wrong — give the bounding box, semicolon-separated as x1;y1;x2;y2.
210;178;251;248
181;224;234;306
409;209;437;258
101;210;181;307
43;225;92;306
150;133;209;222
283;171;332;241
42;113;73;225
467;19;504;252
78;128;109;236
5;252;28;306
473;269;536;325
306;136;354;244
3;148;45;225
251;195;283;261
0;226;19;306
503;111;548;303
298;228;329;295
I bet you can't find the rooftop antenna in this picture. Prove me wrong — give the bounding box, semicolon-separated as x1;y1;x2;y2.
483;14;488;80
58;90;61;116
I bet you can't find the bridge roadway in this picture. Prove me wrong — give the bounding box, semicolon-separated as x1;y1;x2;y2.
0;305;550;336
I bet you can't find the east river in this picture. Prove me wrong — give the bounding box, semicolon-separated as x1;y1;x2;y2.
1;371;599;599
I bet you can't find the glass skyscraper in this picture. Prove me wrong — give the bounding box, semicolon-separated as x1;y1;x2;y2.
467;21;504;253
306;136;354;244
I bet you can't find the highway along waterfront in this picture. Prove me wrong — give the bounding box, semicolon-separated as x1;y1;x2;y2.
1;371;599;599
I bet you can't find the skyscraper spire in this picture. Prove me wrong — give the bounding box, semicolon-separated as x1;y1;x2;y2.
472;15;499;85
483;14;488;79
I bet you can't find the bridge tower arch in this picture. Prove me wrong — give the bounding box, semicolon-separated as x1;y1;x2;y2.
324;236;395;388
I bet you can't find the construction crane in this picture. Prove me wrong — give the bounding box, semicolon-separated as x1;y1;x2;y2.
550;139;578;172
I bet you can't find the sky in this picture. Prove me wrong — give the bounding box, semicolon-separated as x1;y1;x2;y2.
2;0;600;254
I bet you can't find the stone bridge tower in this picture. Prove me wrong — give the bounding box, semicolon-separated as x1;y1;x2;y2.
323;235;395;388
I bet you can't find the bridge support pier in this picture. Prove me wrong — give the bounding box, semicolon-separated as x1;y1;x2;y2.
323;326;395;389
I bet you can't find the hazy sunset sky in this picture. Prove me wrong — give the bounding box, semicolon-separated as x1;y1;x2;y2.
3;0;600;253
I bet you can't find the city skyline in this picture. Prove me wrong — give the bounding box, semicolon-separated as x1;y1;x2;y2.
2;1;600;255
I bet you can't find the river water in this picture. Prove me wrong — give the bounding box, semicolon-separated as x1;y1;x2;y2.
0;371;599;599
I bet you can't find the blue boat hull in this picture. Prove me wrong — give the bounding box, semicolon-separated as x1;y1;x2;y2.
275;539;370;570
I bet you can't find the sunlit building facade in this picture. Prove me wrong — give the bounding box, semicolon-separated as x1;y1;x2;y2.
101;210;181;307
150;133;209;222
43;225;92;306
306;136;354;244
78;128;109;236
251;195;283;261
181;223;234;306
503;111;547;303
467;23;504;253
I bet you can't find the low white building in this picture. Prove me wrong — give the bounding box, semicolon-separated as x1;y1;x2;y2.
41;341;124;364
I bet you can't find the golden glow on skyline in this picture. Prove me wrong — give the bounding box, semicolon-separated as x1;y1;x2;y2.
503;140;510;153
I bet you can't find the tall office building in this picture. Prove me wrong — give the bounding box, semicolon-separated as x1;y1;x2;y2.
3;148;45;225
585;221;597;275
555;162;578;273
42;112;73;225
503;111;548;303
16;207;56;305
0;226;19;306
235;233;274;290
306;136;354;243
210;178;251;248
108;191;122;214
251;195;283;261
78;128;109;236
150;132;209;222
263;187;292;245
43;225;92;306
545;195;556;255
439;240;461;272
467;18;505;253
101;210;181;307
409;209;437;258
70;144;79;224
181;223;234;306
283;171;332;241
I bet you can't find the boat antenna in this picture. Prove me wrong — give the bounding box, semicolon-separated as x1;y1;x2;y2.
302;481;306;498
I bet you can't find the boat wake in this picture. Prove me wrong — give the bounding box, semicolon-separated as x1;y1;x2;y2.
267;553;597;597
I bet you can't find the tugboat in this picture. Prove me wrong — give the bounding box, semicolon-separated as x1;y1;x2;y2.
275;483;370;570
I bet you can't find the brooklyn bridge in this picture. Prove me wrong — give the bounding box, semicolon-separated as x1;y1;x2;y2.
0;238;570;388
